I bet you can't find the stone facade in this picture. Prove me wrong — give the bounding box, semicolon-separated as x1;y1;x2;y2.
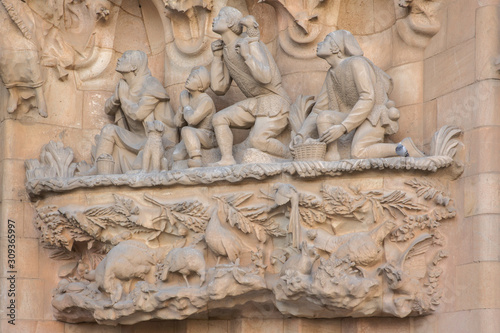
0;0;498;332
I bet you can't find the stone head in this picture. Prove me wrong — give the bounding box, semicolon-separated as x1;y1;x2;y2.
185;66;210;92
116;50;149;75
212;6;243;35
317;30;364;59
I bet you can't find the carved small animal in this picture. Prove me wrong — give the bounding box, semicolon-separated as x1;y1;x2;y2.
160;247;206;287
206;200;245;264
239;15;260;39
334;220;396;266
94;240;156;303
280;242;320;276
142;120;165;172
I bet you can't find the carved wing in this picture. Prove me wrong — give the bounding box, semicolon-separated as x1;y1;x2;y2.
400;233;433;279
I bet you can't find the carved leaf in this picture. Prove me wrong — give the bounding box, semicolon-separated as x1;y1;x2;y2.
113;194;139;215
84;206;130;228
83;195;138;229
321;185;354;216
26;141;76;180
430;125;463;158
298;193;327;226
405;178;451;206
36;206;93;250
169;201;210;233
289;95;315;135
220;193;286;242
378;190;425;217
44;245;79;260
144;194;210;233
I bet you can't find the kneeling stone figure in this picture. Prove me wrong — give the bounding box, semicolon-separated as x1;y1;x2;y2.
292;30;424;161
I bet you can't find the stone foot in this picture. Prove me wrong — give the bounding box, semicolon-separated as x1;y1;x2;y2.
399;137;425;157
187;158;203;168
210;156;236;167
324;150;341;161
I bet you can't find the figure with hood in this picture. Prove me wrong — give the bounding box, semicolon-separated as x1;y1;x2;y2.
89;50;177;174
292;30;424;161
172;66;216;168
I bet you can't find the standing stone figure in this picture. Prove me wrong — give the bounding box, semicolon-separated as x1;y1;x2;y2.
88;50;176;174
210;8;291;166
293;30;423;161
172;66;217;168
0;0;47;117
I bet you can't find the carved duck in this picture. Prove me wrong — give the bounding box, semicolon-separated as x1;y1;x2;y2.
205;198;245;265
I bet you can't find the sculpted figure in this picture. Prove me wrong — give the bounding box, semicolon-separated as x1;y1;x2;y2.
293;30;424;161
142;120;166;173
88;50;176;174
0;0;47;117
159;246;206;287
210;8;291;166
172;66;216;168
93;240;156;304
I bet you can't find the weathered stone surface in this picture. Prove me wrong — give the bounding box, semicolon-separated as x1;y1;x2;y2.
446;0;478;49
464;173;500;217
475;5;500;80
424;39;475;101
387;61;423;107
458;214;500;266
0;0;495;331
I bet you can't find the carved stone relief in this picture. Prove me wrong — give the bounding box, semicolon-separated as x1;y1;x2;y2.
260;0;341;59
5;0;465;327
396;0;442;48
0;0;47;116
33;172;457;324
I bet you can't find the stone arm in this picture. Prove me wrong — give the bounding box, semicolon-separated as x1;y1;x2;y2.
210;55;232;96
241;38;272;85
183;98;213;127
104;81;122;116
119;94;160;122
340;58;376;133
174;90;189;128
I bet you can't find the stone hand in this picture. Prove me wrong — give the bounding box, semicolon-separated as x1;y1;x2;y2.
235;38;250;60
174;106;185;128
320;125;346;144
117;79;128;101
179;90;190;108
110;80;121;104
211;39;224;57
289;134;304;151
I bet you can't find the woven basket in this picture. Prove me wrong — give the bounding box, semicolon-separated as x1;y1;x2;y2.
293;141;326;161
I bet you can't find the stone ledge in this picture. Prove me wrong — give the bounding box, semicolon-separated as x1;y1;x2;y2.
26;156;460;197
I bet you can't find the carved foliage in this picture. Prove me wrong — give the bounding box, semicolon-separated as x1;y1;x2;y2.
36;177;456;323
25;141;76;180
214;192;286;242
145;194;210;233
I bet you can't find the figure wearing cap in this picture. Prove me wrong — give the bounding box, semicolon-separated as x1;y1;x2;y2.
293;30;423;160
172;66;217;168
